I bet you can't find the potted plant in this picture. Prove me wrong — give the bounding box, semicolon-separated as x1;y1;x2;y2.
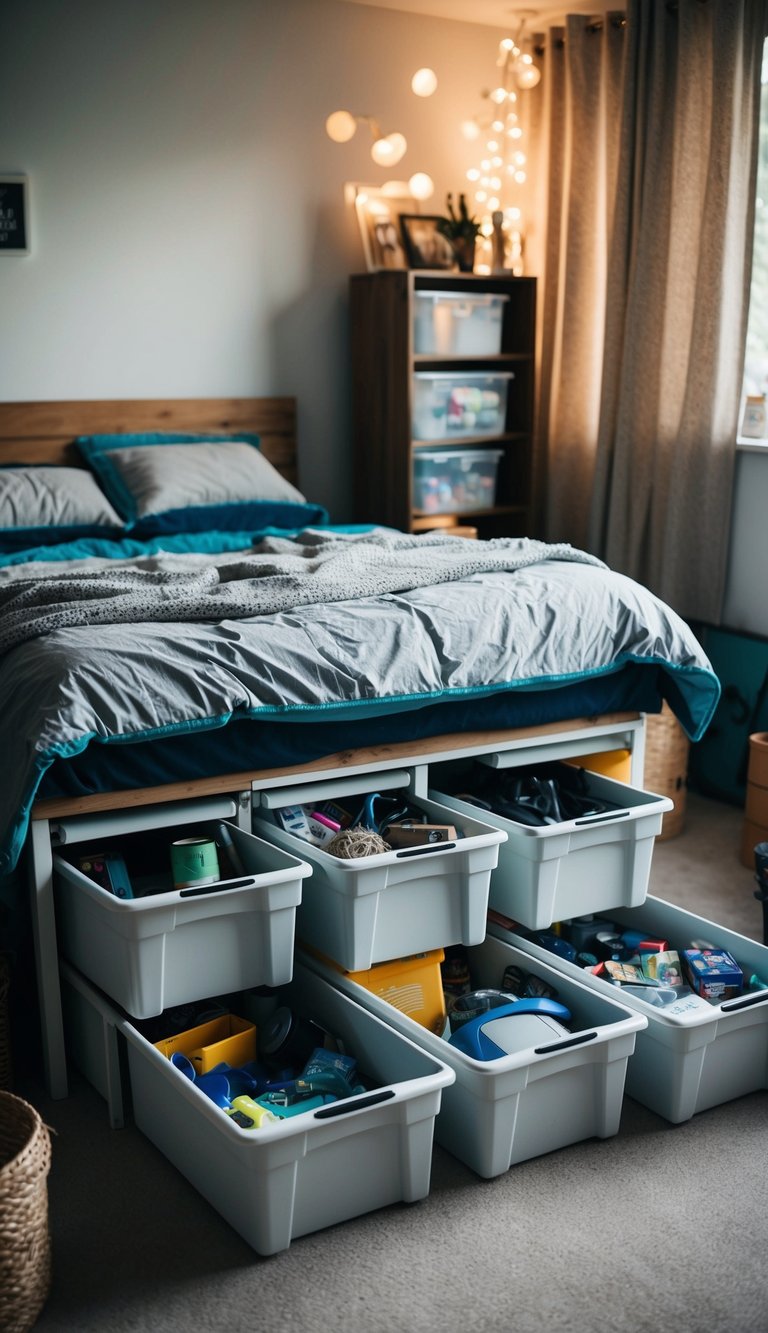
437;193;481;272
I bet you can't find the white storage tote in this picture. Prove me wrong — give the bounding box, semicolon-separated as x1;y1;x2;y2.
505;896;768;1124
53;822;311;1019
118;961;454;1255
305;935;646;1179
413;291;508;356
432;762;672;931
253;787;506;972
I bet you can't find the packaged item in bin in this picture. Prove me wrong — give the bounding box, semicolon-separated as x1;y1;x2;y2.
682;949;743;1002
644;950;685;988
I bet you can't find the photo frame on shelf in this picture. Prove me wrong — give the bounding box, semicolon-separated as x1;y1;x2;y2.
351;184;416;272
399;215;456;271
0;175;29;255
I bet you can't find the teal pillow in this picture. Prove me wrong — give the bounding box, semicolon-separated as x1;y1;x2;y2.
76;433;327;534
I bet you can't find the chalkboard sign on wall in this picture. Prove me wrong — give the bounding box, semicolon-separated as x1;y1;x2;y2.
0;176;29;254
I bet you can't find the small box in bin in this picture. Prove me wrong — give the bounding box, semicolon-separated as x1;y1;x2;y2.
413;448;502;515
682;949;743;1001
154;1013;257;1072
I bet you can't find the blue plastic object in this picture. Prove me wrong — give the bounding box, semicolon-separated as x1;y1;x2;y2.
448;997;572;1061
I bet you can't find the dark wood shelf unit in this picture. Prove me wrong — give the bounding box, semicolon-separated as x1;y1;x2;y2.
350;270;538;537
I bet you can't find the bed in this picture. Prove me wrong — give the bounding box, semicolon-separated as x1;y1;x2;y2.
0;397;720;1098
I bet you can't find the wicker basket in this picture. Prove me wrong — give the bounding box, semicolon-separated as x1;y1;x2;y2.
644;704;690;841
0;1092;52;1332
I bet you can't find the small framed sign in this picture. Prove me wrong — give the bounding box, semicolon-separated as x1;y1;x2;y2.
0;175;29;255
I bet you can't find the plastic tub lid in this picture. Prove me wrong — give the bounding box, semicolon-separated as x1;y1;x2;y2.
415;448;504;463
414;292;509;305
413;370;515;380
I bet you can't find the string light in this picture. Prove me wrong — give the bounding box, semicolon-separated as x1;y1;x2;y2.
461;25;541;274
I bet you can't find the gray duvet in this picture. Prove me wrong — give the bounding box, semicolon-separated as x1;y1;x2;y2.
0;529;718;874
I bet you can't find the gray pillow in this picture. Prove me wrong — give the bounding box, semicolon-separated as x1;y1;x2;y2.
100;440;307;520
0;466;124;548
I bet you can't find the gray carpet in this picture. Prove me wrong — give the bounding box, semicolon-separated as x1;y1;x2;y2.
16;793;768;1333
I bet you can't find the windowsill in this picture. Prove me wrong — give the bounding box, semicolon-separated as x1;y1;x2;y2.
736;435;768;453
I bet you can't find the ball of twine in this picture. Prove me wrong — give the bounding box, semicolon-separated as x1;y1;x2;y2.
325;827;391;859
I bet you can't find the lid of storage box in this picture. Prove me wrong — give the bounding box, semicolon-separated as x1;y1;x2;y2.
414;292;509;306
413;370;515;380
415;449;504;464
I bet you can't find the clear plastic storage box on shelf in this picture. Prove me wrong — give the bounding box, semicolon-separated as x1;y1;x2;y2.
413;291;509;356
504;897;768;1124
306;930;646;1179
412;371;513;441
63;961;454;1255
413;447;503;514
53;819;311;1019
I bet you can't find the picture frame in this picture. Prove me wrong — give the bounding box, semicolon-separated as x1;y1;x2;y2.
0;175;29;255
399;214;456;271
351;184;415;272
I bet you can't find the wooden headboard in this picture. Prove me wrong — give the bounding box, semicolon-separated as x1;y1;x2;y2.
0;397;299;485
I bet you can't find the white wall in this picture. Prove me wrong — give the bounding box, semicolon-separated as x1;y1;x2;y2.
0;0;504;520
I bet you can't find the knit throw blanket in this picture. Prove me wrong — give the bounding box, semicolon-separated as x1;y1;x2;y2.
0;528;605;656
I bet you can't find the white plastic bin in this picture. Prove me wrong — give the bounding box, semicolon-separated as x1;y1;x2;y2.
117;961;454;1255
432;763;672;930
504;896;768;1123
413;291;508;356
53;822;311;1019
412;371;512;441
305;933;646;1179
413;448;502;514
253;791;506;972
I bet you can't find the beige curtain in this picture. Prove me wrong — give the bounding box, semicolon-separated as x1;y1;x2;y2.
530;0;767;623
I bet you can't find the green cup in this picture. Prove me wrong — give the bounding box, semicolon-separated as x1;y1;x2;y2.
171;836;220;889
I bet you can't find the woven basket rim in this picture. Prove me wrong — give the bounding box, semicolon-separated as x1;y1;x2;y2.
0;1090;52;1184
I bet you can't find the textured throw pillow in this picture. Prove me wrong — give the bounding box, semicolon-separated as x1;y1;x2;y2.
76;433;327;535
0;465;124;550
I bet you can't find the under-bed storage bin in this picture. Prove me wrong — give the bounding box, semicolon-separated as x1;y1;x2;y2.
252;785;506;972
53;821;311;1019
503;896;768;1123
412;371;512;441
413;291;508;356
431;761;672;931
117;961;454;1255
305;935;646;1179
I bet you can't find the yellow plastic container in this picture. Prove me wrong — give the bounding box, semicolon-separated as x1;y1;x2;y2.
567;749;632;783
344;951;447;1036
153;1013;256;1072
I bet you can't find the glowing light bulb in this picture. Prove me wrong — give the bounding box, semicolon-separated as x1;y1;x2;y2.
475;189;487;203
491;156;502;168
488;196;500;211
492;120;504;132
509;126;523;139
466;168;481;182
462;119;481;141
490;87;507;104
513;151;526;166
515;62;541;90
325;110;357;143
486;139;499;153
481;159;490;171
500;37;515;52
490;177;502;191
371;132;407;166
514;169;527;183
408;171;435;200
411;67;438;97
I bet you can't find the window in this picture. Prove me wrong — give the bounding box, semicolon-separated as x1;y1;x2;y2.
741;41;768;429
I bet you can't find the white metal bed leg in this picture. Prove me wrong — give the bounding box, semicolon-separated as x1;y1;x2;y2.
27;818;68;1099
